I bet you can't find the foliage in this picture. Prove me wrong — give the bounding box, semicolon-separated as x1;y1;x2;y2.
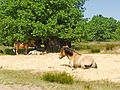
0;48;17;55
0;0;87;46
4;49;15;55
90;49;100;53
0;0;120;44
113;21;120;40
41;72;74;84
84;15;118;41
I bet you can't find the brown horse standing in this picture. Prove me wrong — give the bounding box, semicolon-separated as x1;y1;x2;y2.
59;46;97;70
13;41;36;55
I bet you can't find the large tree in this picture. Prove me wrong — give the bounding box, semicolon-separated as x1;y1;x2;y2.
113;21;120;41
84;15;117;41
0;0;87;46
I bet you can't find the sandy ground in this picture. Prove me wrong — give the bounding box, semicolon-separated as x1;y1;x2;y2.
0;53;120;89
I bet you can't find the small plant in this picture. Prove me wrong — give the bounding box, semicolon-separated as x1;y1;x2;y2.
106;44;115;50
41;72;74;84
90;49;100;53
84;83;92;89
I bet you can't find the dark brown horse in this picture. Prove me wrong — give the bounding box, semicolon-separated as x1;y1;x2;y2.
44;38;71;52
44;38;60;52
59;46;97;70
13;41;36;55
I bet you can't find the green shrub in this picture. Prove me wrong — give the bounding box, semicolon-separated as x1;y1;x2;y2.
0;49;3;53
41;72;74;84
4;49;15;55
90;49;100;53
106;44;115;50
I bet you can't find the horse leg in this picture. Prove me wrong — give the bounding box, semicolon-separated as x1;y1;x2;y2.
51;46;53;52
81;64;86;69
50;46;53;52
25;47;28;55
57;45;60;52
69;59;74;70
91;62;97;68
13;47;15;53
16;48;18;55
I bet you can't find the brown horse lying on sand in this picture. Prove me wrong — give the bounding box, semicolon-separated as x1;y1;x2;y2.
13;41;36;55
59;46;97;70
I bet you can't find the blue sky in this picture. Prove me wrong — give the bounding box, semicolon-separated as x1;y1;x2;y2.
84;0;120;21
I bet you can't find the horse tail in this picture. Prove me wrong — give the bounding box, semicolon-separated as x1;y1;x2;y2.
13;44;15;53
91;62;97;68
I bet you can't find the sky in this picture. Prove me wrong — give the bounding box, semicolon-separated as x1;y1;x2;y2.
84;0;120;21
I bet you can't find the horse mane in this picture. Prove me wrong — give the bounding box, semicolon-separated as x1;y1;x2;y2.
64;47;73;56
62;46;81;56
70;48;81;55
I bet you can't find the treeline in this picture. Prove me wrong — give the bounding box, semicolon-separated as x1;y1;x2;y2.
0;0;120;46
81;14;120;42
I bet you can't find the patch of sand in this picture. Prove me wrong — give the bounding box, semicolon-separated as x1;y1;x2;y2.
0;53;120;82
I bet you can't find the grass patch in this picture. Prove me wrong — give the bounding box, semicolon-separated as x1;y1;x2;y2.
90;49;100;53
41;72;74;84
0;70;119;89
72;41;120;54
105;44;115;50
0;70;42;86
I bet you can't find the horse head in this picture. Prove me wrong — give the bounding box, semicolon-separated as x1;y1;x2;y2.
59;46;73;59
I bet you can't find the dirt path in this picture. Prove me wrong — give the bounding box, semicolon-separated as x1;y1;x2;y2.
0;53;120;82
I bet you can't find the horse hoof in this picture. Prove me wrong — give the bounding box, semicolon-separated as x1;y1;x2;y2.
72;68;75;70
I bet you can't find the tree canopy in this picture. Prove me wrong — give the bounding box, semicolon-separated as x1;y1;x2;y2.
0;0;120;46
84;15;118;41
0;0;87;46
